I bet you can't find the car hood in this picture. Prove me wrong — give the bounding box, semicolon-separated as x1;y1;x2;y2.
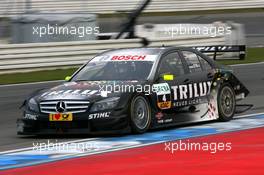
35;80;146;102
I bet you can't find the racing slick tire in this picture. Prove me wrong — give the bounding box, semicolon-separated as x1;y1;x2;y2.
130;95;151;134
217;83;236;121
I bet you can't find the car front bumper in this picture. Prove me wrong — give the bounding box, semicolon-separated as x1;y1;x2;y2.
17;110;130;135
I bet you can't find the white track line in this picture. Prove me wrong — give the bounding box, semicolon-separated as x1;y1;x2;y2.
0;137;98;155
2;118;264;170
234;112;264;119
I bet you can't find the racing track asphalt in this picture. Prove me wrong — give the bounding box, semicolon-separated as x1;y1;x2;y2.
0;63;263;152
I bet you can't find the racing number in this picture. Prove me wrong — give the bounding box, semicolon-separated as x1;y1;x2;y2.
153;83;172;110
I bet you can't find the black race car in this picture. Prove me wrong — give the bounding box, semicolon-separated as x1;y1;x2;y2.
17;47;249;135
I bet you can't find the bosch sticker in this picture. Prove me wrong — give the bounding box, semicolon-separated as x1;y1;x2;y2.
90;55;157;62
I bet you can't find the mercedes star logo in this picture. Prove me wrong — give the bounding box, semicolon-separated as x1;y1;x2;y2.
56;101;66;113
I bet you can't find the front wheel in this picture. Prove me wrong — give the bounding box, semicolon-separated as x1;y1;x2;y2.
218;84;236;121
130;96;151;134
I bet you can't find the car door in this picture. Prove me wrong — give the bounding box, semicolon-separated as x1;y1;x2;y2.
154;51;188;110
180;50;213;96
178;49;213;119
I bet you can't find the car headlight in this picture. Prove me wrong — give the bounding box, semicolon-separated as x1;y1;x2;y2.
28;98;39;112
90;97;120;112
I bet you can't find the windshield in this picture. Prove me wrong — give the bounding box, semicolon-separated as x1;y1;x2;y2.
72;51;158;81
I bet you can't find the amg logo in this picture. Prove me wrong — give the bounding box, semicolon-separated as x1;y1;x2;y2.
171;81;212;100
88;112;110;120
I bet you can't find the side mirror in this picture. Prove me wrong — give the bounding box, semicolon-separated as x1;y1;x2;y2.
65;76;71;81
158;73;174;81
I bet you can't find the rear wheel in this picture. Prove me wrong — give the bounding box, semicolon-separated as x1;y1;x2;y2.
218;84;236;121
130;96;151;134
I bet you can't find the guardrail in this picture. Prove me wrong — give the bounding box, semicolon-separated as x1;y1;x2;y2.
0;36;225;74
1;0;264;16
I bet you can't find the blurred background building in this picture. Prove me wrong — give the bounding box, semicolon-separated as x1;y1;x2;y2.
0;0;263;45
0;0;263;74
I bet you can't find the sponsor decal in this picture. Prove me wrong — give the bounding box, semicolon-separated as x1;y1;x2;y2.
171;81;212;101
41;89;99;97
153;83;171;95
111;55;146;61
208;102;217;118
157;118;173;124
173;98;202;107
24;113;37;120
90;55;157;62
88;112;110;120
49;113;73;121
207;88;219;119
158;101;172;109
153;83;172;110
171;81;212;107
193;46;235;52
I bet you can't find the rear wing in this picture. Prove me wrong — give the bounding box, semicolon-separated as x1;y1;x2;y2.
193;45;246;60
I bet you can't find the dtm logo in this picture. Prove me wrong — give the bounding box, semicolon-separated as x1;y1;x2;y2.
88;112;110;120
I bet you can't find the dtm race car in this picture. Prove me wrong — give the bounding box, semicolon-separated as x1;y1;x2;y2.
17;47;249;135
